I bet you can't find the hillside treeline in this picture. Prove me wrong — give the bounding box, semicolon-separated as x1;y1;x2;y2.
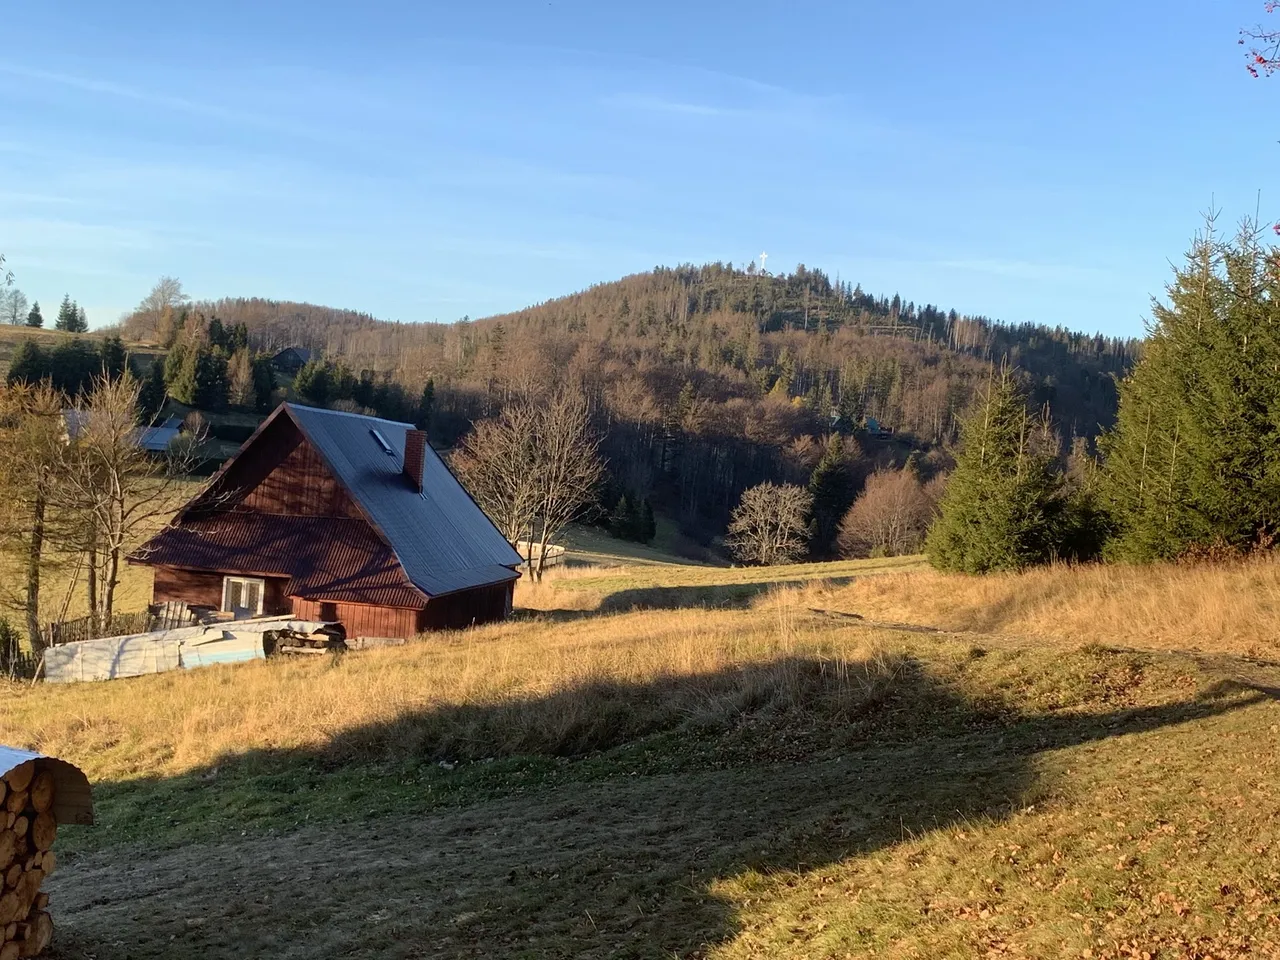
115;265;1136;541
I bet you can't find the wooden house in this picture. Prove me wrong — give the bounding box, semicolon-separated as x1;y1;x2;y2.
130;403;523;639
270;347;313;375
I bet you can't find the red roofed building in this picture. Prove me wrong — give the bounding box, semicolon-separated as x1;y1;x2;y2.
130;403;523;639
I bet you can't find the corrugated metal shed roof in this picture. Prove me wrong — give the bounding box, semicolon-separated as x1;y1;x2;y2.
285;404;522;598
0;747;94;826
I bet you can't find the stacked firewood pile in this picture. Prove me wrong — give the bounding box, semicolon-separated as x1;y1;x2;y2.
0;762;56;959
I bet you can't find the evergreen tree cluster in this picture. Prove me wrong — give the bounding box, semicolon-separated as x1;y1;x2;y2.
6;337;128;397
926;222;1280;572
607;492;657;544
163;315;273;413
1100;222;1280;561
54;294;89;333
807;435;861;557
293;356;425;424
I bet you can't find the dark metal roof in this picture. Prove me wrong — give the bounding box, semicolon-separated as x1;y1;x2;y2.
271;347;312;364
135;513;430;608
284;404;522;597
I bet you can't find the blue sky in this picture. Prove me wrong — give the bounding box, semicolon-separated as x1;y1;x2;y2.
2;1;1276;337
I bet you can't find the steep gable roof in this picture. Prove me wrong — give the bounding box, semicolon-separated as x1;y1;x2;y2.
283;404;522;596
148;403;521;599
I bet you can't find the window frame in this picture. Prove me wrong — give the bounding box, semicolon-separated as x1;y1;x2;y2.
221;576;266;617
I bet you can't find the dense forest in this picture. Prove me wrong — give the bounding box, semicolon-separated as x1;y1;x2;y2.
113;264;1139;545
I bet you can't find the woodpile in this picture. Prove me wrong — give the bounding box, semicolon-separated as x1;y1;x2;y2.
0;762;56;959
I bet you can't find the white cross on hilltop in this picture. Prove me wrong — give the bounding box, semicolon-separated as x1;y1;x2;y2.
759;251;769;273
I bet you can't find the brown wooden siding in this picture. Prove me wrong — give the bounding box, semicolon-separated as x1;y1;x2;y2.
418;582;514;631
152;566;290;616
291;597;419;639
237;437;361;519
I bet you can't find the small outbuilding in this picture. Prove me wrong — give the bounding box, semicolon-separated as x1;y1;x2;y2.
130;403;523;640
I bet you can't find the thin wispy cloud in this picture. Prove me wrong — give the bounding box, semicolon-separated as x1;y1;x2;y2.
0;62;263;125
0;61;339;144
605;93;731;117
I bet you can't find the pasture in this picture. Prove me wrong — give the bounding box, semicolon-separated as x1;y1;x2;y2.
4;551;1280;958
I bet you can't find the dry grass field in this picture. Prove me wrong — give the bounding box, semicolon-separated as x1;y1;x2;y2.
4;553;1280;958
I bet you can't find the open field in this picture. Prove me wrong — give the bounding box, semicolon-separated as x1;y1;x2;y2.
1;556;1280;957
0;326;159;380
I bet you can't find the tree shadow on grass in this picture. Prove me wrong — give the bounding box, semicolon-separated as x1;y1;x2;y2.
47;655;1269;960
518;576;859;622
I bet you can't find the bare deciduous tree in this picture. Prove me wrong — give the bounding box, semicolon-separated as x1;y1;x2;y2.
726;482;813;566
453;390;604;581
1;289;29;325
61;375;204;631
227;348;256;408
837;467;941;559
0;383;69;651
136;276;189;342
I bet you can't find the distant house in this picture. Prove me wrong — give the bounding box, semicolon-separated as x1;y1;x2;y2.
139;416;184;453
130;403;523;639
270;347;312;375
62;412;183;454
864;417;893;440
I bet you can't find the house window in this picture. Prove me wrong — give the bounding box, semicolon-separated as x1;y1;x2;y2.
222;577;265;617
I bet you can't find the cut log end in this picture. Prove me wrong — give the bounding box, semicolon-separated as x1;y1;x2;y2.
1;764;33;797
26;777;52;818
28;817;54;856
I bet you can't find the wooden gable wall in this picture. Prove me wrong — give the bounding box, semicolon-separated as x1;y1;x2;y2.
237;438;361;519
189;414;362;522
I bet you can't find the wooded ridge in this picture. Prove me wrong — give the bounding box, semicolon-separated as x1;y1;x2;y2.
106;263;1136;545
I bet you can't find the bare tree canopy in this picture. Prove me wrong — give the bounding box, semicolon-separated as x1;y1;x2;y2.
726;482;813;566
453;390;604;580
838;467;941;559
135;276;189;342
59;374;204;631
1;288;29;325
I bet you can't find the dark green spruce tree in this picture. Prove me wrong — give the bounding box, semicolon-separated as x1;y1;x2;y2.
639;498;657;544
54;295;77;331
609;494;638;541
417;377;436;431
24;301;42;328
926;367;1066;573
808;435;857;556
1100;220;1280;561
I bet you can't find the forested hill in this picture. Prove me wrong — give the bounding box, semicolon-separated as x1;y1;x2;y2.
117;264;1138;542
131;263;1138;446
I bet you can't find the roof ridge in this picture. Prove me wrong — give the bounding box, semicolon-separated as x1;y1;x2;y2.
284;402;414;430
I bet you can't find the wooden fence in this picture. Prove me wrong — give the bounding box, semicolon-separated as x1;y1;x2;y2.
4;652;41;682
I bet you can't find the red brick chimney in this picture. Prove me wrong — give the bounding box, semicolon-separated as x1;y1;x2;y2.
403;429;427;493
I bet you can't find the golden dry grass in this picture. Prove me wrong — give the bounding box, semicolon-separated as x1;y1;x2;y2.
12;552;1280;958
818;558;1280;657
0;599;897;784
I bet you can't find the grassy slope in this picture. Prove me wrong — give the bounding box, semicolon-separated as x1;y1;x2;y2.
1;559;1279;958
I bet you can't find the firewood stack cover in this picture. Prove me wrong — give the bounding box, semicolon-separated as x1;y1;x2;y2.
0;751;93;960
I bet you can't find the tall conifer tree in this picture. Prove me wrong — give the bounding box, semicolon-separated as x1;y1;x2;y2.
926;367;1064;573
1101;219;1280;560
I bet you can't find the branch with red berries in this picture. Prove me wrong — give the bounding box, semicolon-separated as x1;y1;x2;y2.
1242;1;1280;76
